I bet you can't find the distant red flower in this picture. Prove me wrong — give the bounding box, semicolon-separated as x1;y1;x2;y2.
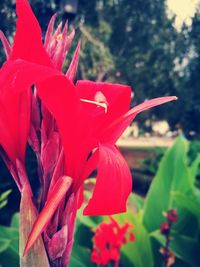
91;216;134;266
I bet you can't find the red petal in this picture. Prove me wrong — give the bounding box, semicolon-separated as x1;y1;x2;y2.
101;96;177;143
24;176;72;255
77;185;84;209
10;0;53;66
75;149;98;191
83;144;132;215
37;75;78;123
0;60;59;162
37;75;80;176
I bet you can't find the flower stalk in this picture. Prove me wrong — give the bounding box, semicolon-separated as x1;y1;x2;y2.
160;209;178;267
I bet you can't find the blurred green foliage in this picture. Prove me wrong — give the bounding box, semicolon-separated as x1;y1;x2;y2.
0;190;12;209
0;213;19;267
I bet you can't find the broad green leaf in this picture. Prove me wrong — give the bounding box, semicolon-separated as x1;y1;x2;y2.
0;239;10;252
129;193;144;212
189;154;200;186
172;192;200;219
143;137;190;232
76;208;102;229
0;247;19;267
0;214;19;267
114;211;154;267
69;257;88;267
69;245;94;267
173;208;199;238
0;226;19;254
151;230;200;267
11;213;20;228
74;224;93;248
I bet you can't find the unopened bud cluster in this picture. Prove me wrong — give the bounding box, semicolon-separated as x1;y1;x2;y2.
159;209;178;267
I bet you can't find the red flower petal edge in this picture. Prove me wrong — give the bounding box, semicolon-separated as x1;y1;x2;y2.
84;144;132;215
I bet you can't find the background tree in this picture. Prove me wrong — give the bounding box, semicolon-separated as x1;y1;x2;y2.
182;7;200;137
0;0;199;136
74;0;188;131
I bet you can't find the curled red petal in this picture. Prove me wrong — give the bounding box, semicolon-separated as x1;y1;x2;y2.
101;96;177;143
83;144;132;215
23;176;72;256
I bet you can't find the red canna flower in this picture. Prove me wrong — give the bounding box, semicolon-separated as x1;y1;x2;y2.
37;78;176;216
91;216;134;266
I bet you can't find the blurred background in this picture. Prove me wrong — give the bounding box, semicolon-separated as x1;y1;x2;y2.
0;0;200;222
0;0;200;138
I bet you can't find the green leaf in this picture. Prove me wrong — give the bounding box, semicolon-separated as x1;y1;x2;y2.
151;230;200;267
0;189;12;201
143;137;191;232
0;189;12;209
0;226;19;254
172;192;200;219
76;208;102;229
173;208;199;238
114;211;154;267
0;199;8;209
189;154;200;186
0;247;19;267
69;245;94;267
74;224;93;248
0;214;20;267
0;239;10;253
129;193;144;212
11;213;20;228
